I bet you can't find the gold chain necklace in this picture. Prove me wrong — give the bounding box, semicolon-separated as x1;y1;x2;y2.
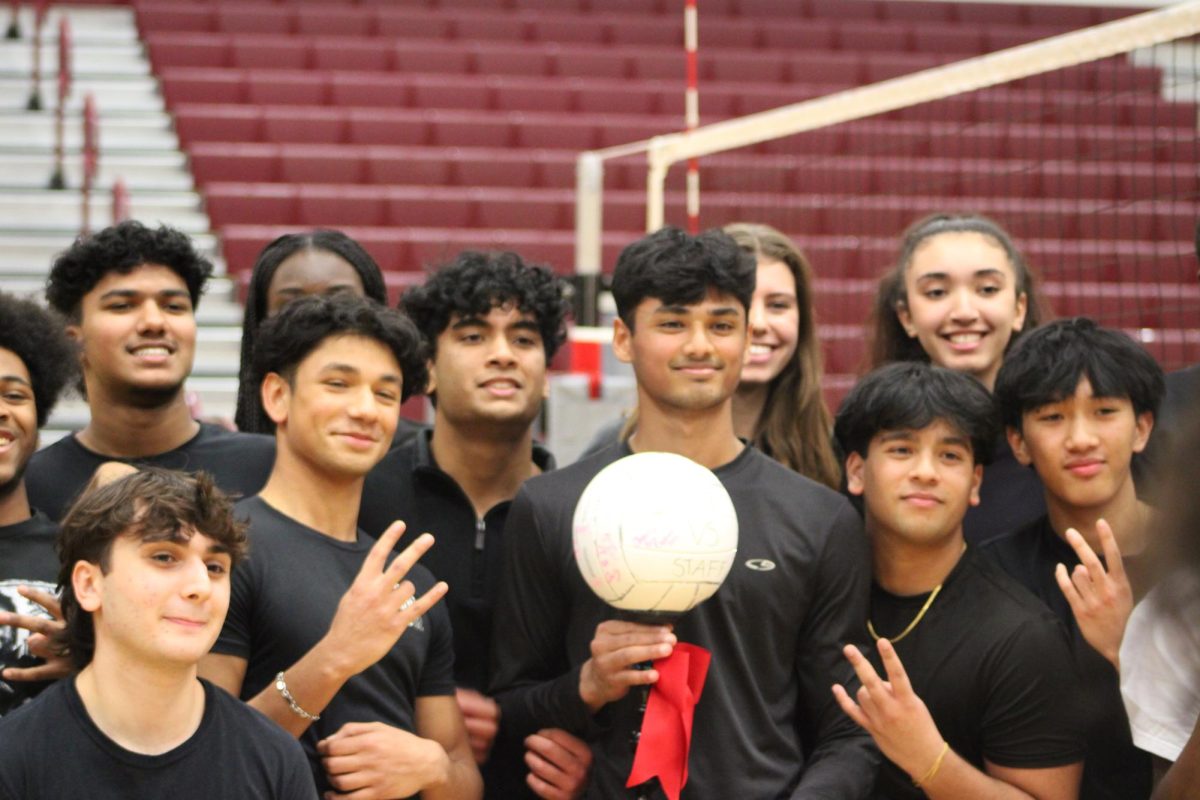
867;583;942;644
867;543;964;644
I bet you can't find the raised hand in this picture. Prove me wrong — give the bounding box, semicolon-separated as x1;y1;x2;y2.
578;620;675;713
1056;519;1132;669
832;639;947;785
319;522;447;680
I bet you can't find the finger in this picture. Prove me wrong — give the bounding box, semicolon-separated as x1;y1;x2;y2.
526;733;576;770
1064;528;1106;582
384;532;436;583
361;520;408;575
463;714;499;741
1055;563;1083;611
527;770;570;800
2;662;70;682
1096;518;1126;581
535;728;592;762
320;753;368;778
842;644;884;691
595;643;673;676
0;611;60;636
1071;564;1098;605
876;639;913;695
397;581;448;623
595;628;676;651
831;684;871;730
16;587;62;618
456;687;500;719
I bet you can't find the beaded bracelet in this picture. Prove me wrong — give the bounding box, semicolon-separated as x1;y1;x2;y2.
274;671;321;721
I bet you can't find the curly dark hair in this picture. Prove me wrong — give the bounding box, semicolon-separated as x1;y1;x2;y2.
55;468;248;671
248;293;428;433
235;230;389;433
45;220;214;321
400;251;570;361
611;226;756;328
0;292;77;427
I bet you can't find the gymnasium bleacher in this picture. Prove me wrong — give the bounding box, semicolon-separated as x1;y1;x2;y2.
4;0;1196;414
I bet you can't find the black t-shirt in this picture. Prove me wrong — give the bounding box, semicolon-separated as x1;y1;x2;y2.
981;516;1153;800
359;429;555;693
963;435;1046;546
1135;364;1200;497
0;511;58;717
490;443;879;799
0;677;316;799
25;423;276;521
213;496;456;794
868;547;1085;799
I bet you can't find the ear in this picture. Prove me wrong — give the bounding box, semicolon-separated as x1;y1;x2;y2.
260;372;291;428
612;317;634;365
65;323;86;366
423;359;437;396
845;451;866;497
895;301;917;338
72;560;104;614
1011;291;1029;332
1007;425;1033;466
1131;411;1154;454
968;463;983;507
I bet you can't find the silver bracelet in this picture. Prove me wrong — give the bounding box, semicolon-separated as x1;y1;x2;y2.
274;671;320;721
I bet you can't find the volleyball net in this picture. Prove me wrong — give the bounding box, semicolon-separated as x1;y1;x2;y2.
574;1;1200;386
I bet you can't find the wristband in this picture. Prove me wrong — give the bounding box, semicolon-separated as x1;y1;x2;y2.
913;741;949;788
274;671;320;721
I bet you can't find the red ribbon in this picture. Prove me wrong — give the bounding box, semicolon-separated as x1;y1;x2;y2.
626;642;711;800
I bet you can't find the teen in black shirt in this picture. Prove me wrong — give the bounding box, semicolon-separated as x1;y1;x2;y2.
986;318;1166;800
834;362;1083;799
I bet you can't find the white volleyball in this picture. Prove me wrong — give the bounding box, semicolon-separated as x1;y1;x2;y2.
572;452;739;614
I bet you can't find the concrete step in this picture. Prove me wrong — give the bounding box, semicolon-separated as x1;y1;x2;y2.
0;152;194;192
0;76;161;113
0;190;208;233
0;110;177;151
7;7;139;43
0;41;150;78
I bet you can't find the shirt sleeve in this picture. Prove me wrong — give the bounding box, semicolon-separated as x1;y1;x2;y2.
489;486;597;743
416;593;457;698
980;614;1087;767
1121;587;1200;762
789;500;881;799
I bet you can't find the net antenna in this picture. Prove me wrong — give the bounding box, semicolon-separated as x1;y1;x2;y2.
574;0;1200;269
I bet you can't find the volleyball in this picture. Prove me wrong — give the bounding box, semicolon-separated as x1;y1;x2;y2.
572;452;739;615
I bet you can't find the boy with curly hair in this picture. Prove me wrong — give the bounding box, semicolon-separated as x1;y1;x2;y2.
0;292;76;715
25;221;275;521
357;251;587;799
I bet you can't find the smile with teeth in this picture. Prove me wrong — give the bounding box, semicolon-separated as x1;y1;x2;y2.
130;345;171;356
945;332;984;343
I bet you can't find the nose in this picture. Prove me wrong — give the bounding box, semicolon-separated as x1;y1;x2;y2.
486;334;517;368
681;320;716;359
137;299;167;334
910;449;939;484
180;555;213;601
748;297;767;334
1065;412;1100;451
345;384;381;422
949;288;980;323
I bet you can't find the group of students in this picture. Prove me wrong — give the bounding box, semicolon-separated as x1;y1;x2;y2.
0;213;1195;799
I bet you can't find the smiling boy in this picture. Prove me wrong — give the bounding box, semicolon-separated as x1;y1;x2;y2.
25;221;275;521
833;362;1083;799
985;317;1165;800
0;469;316;799
199;293;481;799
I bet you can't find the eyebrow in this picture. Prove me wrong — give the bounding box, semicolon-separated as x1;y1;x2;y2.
913;269;1008;282
654;304;742;317
320;363;401;384
98;288;191;301
0;375;31;387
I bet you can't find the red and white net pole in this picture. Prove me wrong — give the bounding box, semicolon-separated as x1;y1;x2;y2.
684;0;700;234
81;93;99;233
6;0;20;40
26;0;46;109
49;15;70;189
